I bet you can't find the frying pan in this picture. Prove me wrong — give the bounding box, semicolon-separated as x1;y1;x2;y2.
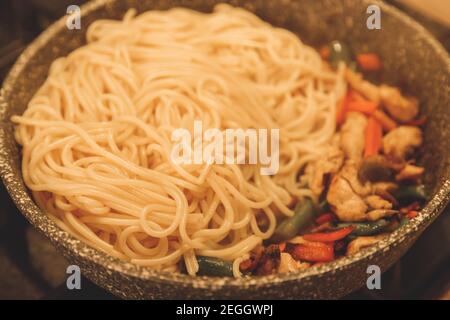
0;0;449;299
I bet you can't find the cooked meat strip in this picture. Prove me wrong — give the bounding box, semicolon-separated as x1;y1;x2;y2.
379;85;419;122
372;182;399;194
346;235;387;255
309;144;344;197
340;112;367;162
382;126;422;160
327;173;368;222
346;69;419;122
366;209;398;221
365;195;392;210
395;164;424;181
345;69;380;103
278;252;310;273
340;161;371;196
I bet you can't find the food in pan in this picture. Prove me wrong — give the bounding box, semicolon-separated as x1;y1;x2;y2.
11;4;427;277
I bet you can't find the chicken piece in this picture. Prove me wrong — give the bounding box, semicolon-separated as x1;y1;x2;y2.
346;235;387;256
346;69;419;123
383;126;422;160
371;182;399;207
340;161;371;196
396;164;424;181
365;195;393;210
372;182;399;194
366;209;398;221
379;85;419;122
327;174;368;222
278;252;310;273
345;69;381;103
340;112;368;162
310;145;344;197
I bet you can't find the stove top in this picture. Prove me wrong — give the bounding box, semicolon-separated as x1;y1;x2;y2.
0;0;449;300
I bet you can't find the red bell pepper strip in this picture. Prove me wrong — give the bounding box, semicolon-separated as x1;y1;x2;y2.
400;201;420;214
303;226;354;243
315;213;335;225
406;211;419;219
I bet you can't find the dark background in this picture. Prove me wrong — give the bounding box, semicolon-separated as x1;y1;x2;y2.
0;0;449;300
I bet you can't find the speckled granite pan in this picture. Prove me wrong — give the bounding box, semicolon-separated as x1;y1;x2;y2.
0;0;449;299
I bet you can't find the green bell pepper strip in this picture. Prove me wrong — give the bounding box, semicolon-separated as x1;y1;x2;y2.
266;198;317;244
335;219;389;236
393;184;428;204
196;256;233;277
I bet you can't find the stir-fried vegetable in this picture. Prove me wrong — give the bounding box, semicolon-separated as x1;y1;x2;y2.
356;53;383;71
336;91;351;125
335;219;389;236
197;256;233;277
266;198;317;244
393;184;428;204
364;116;383;157
373;110;397;131
329;41;353;69
319;46;330;60
315;213;335;225
406;211;418;219
235;41;427;277
303;226;353;242
290;242;334;262
317;200;331;214
348;99;378;115
358;155;395;183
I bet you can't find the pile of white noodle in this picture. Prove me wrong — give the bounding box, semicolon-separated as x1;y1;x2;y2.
12;4;346;277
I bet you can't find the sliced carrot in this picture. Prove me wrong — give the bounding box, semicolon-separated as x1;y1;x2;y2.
315;213;335;225
336;91;350;125
356;53;383;71
350;91;366;102
319;46;330;60
279;243;286;252
373;109;397;131
364;116;383;157
303;226;353;242
291;242;334;262
347;100;378;115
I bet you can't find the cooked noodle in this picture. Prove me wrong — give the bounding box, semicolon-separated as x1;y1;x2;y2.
12;4;346;276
